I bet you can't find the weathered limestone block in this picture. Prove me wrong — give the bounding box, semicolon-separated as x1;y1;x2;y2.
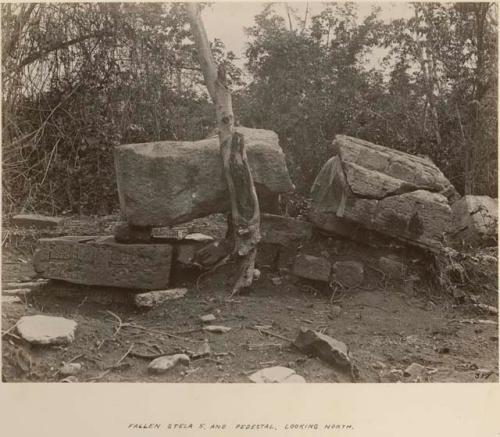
260;213;313;246
451;195;498;247
332;261;364;288
378;256;406;280
33;236;173;290
134;288;187;308
310;136;456;251
115;127;294;227
292;254;331;282
12;214;64;230
330;135;459;200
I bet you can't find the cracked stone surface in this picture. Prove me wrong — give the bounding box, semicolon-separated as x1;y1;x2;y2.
451;195;498;247
310;135;457;250
114;127;294;227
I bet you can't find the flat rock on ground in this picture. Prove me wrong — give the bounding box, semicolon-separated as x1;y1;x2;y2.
249;366;306;383
148;354;190;374
16;315;77;345
134;288;188;308
294;328;352;372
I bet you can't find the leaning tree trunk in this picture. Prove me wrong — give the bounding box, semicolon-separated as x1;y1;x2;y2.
186;4;260;296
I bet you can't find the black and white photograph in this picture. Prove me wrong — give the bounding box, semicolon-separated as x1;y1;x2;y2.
1;1;498;388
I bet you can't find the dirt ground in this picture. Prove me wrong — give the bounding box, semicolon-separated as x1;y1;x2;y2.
1;215;498;383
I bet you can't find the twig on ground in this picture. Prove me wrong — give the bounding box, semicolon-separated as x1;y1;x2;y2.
250;326;293;342
87;369;111;382
126;323;203;343
53;353;85;377
129;351;168;360
73;296;88;314
1;324;18;338
116;344;134;366
105;310;127;337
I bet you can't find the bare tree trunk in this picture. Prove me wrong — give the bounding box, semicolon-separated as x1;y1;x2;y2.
414;7;442;147
185;4;261;296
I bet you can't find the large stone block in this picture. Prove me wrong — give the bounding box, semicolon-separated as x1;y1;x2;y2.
310;136;456;251
33;236;173;290
114;127;294;227
260;213;313;246
292;254;331;282
451;195;498;247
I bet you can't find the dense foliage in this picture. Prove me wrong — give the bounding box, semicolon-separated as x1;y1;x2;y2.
237;2;498;194
2;2;497;216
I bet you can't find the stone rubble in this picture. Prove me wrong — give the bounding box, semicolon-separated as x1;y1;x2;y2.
134;288;188;309
148;354;190;374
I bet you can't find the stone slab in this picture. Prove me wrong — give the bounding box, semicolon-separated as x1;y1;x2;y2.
292;254;331;282
33;236;173;290
12;214;64;229
260;213;313;246
17;315;77;345
115;127;294;227
451;195;498;247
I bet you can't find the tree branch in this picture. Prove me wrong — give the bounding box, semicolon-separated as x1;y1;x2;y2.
13;30;113;72
186;3;261;296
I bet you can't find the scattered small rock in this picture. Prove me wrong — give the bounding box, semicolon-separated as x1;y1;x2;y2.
292;254;331;282
253;268;261;281
404;362;426;378
16;315;77;345
330;305;342;317
60;376;78;383
134;288;188;309
2;296;22;304
148;354;190;374
475;368;495;379
332;261;364;288
294;328;353;373
192;340;211;359
475;303;498;315
249;366;306;383
372;361;387;370
386;369;404;382
184;233;214;242
203;325;232;334
200;314;216;323
60;362;82;377
271;277;282;286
